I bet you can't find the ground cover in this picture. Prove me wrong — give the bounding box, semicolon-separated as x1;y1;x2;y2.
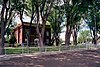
0;48;100;67
4;45;87;54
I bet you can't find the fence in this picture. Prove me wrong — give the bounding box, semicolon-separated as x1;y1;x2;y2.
4;43;100;55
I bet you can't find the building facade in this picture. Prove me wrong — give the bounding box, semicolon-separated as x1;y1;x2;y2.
14;22;51;46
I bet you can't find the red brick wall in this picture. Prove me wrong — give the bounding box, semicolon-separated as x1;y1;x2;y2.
19;27;22;44
14;22;51;45
14;26;23;44
14;28;18;43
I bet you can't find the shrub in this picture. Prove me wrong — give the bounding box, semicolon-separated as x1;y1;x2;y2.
8;35;16;44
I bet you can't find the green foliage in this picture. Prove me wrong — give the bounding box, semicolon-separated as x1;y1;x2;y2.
48;2;65;45
78;30;91;43
1;0;100;47
8;35;16;44
61;0;82;28
71;0;100;44
82;0;100;38
48;9;64;34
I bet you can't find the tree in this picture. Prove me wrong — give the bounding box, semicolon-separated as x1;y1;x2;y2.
48;4;65;46
71;2;82;46
82;0;100;44
0;0;28;54
62;0;82;46
11;0;31;47
72;16;81;45
78;30;91;43
27;0;35;46
0;0;8;54
27;0;54;51
0;0;16;54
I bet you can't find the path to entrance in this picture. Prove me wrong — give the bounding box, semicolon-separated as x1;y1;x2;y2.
0;48;100;67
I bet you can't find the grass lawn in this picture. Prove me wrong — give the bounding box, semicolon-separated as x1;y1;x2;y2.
4;45;87;54
5;47;39;54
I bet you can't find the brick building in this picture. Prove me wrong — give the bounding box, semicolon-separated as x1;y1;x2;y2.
14;22;51;46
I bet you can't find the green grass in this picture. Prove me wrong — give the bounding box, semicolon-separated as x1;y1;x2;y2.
5;47;39;54
46;47;59;51
5;45;86;54
5;48;23;54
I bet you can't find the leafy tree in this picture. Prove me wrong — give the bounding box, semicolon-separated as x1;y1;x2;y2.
0;0;16;54
0;0;28;54
48;4;65;46
11;0;31;47
78;30;91;43
71;7;81;46
25;0;37;46
25;0;54;51
8;34;16;47
82;0;100;44
62;0;82;46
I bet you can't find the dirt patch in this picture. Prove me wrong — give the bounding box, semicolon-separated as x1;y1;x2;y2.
0;49;100;67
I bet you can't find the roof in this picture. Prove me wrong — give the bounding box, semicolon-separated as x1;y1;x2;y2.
14;22;51;30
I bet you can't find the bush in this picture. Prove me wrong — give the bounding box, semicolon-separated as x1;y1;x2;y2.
8;35;16;44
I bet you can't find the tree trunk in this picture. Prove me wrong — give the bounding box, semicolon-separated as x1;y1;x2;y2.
19;8;24;46
51;35;55;45
38;33;44;52
39;17;46;51
55;35;59;46
0;1;7;54
97;36;100;40
36;24;45;52
65;25;72;46
29;16;33;45
72;25;77;45
41;20;46;45
73;32;77;46
35;1;53;51
0;22;5;55
36;6;45;52
93;29;97;45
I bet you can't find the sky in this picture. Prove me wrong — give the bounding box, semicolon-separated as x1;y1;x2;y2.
14;14;31;24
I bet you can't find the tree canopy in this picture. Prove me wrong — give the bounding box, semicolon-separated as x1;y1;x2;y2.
0;0;100;54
